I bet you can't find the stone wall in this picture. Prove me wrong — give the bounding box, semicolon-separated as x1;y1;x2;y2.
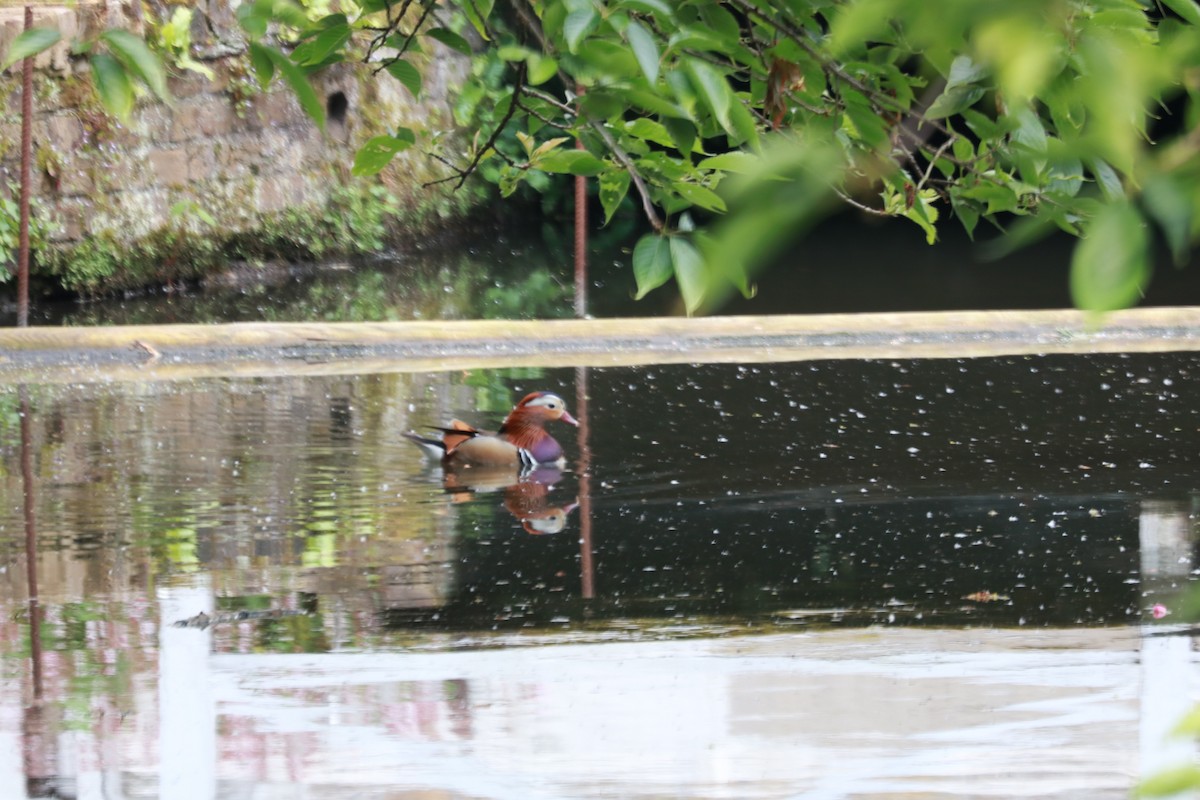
0;1;470;288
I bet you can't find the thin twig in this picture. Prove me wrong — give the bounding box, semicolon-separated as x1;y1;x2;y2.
915;136;955;193
424;62;527;189
832;186;890;216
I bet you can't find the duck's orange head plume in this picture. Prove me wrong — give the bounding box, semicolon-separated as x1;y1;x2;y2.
498;392;578;463
505;392;578;428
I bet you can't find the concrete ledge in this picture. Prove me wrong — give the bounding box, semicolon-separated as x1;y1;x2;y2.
1;307;1199;383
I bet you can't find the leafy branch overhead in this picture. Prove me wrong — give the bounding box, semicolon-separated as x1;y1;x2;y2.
307;0;1196;314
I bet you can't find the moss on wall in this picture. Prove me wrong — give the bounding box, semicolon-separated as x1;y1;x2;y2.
0;24;481;297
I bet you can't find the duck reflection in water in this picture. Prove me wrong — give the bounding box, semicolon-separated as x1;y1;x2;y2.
443;465;580;535
404;392;580;534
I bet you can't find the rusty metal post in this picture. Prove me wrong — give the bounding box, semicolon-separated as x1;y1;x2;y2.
574;86;587;319
574;365;594;599
17;6;35;327
573;88;594;597
19;385;41;696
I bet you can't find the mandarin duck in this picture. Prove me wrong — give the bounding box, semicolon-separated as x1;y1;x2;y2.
404;391;578;469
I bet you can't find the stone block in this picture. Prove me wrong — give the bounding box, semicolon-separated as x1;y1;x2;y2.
167;71;211;101
56;161;94;197
257;173;309;213
200;101;237;138
148;147;189;187
169;102;202;141
186;141;217;182
214;140;253;178
47;113;84;151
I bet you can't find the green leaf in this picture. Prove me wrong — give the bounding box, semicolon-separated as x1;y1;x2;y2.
926;55;988;119
426;28;472;55
527;54;558;86
262;45;326;131
698;3;741;42
633;233;673;299
670;236;707;315
463;0;495;40
101;29;171;103
673;181;727;212
950;194;981;239
624;118;675;148
237;2;269;39
926;85;986;119
727;101;760;151
576;40;640;78
385;59;422;98
579;89;626;119
617;0;675;18
1162;0;1200;25
946;54;989;87
266;0;310;30
626;21;660;84
1142;175;1193;267
248;41;275;86
599;169;631;224
829;0;901;55
1171;706;1200;737
686;58;734;136
351;131;416;176
902;190;939;244
90;53;134;122
698;152;760;174
1135;764;1200;797
290;22;351;66
842;91;888;149
663;118;697;155
1;27;61;72
951;135;974;164
1088;158;1125;201
564;7;599;53
1070;201;1149;312
535;149;606;176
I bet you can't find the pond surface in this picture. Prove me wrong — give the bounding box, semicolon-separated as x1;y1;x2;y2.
1;352;1198;798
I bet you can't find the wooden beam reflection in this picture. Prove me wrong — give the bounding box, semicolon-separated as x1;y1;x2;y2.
20;384;41;698
20;383;52;797
575;367;595;600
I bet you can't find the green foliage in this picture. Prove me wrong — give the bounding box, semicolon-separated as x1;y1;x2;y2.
151;6;216;80
243;0;1200;314
352;130;417;176
3;20;171;124
38;182;428;294
0;183;55;283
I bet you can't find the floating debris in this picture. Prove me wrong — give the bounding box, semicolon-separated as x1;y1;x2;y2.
173;609;308;630
963;591;1010;603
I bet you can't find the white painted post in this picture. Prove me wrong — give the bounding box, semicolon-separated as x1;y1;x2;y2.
158;579;216;800
1138;500;1197;781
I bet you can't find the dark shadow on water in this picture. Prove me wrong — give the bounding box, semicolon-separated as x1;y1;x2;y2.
382;353;1200;636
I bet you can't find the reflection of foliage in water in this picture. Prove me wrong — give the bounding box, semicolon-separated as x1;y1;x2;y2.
2;600;143;733
464;366;555;417
216;594;329;653
48;229;575;326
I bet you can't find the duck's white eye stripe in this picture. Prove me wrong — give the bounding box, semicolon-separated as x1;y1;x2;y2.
526;394;565;409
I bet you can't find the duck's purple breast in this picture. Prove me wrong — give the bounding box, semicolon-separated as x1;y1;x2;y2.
526;435;564;463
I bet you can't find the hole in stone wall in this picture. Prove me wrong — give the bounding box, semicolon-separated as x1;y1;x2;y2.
327;91;349;125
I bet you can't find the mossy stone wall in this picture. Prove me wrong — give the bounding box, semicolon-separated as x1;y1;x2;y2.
0;1;472;293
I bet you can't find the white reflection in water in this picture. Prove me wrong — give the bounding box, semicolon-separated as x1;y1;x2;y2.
207;629;1143;799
